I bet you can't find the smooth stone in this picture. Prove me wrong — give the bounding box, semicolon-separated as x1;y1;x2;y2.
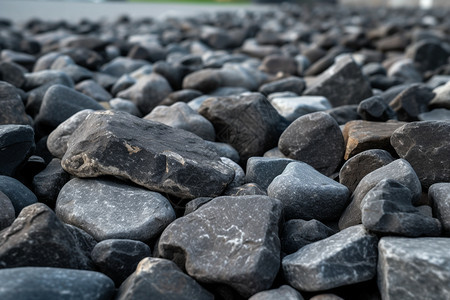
245;156;294;191
1;50;35;70
248;285;304;300
0;267;114;300
182;69;221;93
418;109;450;121
429;183;450;235
0;175;37;216
406;40;450;72
204;141;240;163
158;195;282;297
309;294;344;300
160;89;203;106
109;98;142;117
258;76;306;96
260;55;298;75
263;147;288;158
387;59;422;83
271;96;332;122
75;79;112;102
111;74;136;96
0;191;14;230
357;95;396;121
0;81;32;125
430;80;450;109
56;177;176;242
50;55;93;83
282;225;378;292
0;61;26;88
278;111;345;176
209;86;249;97
389;84;435;121
0;125;35;176
116;258;214;300
100;56;149;77
378;237;450;300
268;162;349;221
220;157;245;190
61;111;234;199
391;121;450;188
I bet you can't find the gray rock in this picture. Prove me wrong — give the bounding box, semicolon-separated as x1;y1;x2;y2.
0;175;37;216
56;177;176;242
158;195;282;297
278;112;345;176
362;179;441;236
224;183;267;197
303;55;373;107
0;203;92;270
389;84;435;121
0;267;114;300
145;102;215;141
61;111;234;199
182;69;221;93
267;162;349;221
260;55;298;75
245;156;294;191
429;183;450;235
357;95;396;121
205;141;240;163
430;80;450;109
220;157;245;190
209;86;249;97
282;225;378;292
116;257;214;300
160;89;203;106
50;55;93;83
259;77;306;96
406;40;450;72
75;79;112;102
309;294;344;300
391;121;450;188
1;50;35;70
263;147;288;158
183;197;213;216
339;159;422;230
91;239;152;286
271;96;332;122
249;285;304;300
100;56;149;77
109;98;142;117
339;149;395;193
65;224;97;260
0;191;14;231
0;61;26;88
418;109;450;121
0;125;35;176
111;74;136;96
325;105;360;125
378;237;450;300
387;59;422;83
0;81;32;126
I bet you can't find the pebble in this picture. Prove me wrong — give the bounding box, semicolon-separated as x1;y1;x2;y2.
0;81;32;126
0;125;35;176
0;175;37;215
429;183;450;236
270;95;332;122
0;191;14;231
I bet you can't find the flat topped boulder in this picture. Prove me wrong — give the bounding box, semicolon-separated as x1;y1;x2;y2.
61;110;234;199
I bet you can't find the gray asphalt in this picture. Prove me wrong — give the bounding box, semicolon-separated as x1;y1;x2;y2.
0;0;272;23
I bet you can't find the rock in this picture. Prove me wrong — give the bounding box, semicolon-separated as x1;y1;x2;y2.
391;121;450;188
325;105;360;125
224;183;267;197
281;219;335;255
0;81;32;125
0;175;37;216
389;84;435;121
109;98;142;116
260;55;298;75
0;125;35;176
406;40;450;72
271;96;332;122
182;69;221;93
303;55;373;107
0;267;115;300
0;191;14;231
0;61;26;88
116;257;214;300
47;109;93;158
387;59;422;83
199;93;287;162
430;81;450;109
65;224;98;260
339;159;422;230
100;56;149;77
310;294;344;300
158;195;282;297
117;73;172;115
50;55;93;83
258;77;306;96
91;239;152;286
429;183;450;236
1;50;35;70
361;179;441;236
245;157;294;191
204;141;240;163
220;157;245;190
183;197;212;216
32;158;70;208
357;95;396;121
343;120;405;160
111;74;136;96
418;109;450;121
268;162;349;221
282;225;378;292
339;149;395;193
0;203;92;269
248;285;304;300
278;112;345;176
56;177;176;242
75;79;112;102
378;237;450;300
145;102;215;141
160;89;203;106
61;111;234;199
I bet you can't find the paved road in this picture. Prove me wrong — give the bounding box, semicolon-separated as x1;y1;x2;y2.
0;0;271;23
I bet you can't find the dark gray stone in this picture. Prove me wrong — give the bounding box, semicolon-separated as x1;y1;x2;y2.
1;50;35;70
267;162;349;221
0;175;37;216
182;69;221;93
0;81;32;126
61;111;234;199
100;56;149;77
361;179;441;237
283;225;377;292
160;89;203;106
248;285;304;300
183;197;212;216
418;109;450;121
259;77;306;96
75;79;112;102
389;84;435;121
430;81;450;109
91;239;152;286
109;98;142;116
56;177;176;242
65;224;98;261
270;96;332;122
50;55;93;83
429;183;450;236
116;257;214;300
378;237;450;300
406;40;450;72
281;219;335;255
0;125;35;176
278;112;345;176
357;96;396;121
220;157;245;190
205;141;240;163
245;156;294;191
0;191;14;231
260;55;298;75
0;267;114;300
325;105;360;125
158;195;282;297
391;121;450;188
309;294;344;300
0;203;92;270
111;74;136;96
387;59;422;83
0;61;26;88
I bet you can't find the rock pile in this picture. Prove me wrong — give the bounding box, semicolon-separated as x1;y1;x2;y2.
0;3;449;299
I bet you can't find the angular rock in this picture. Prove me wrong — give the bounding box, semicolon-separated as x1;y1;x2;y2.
158;195;282;297
199;93;287;162
0;191;14;231
245;156;294;191
389;84;435;121
391;121;450;188
56;177;176;242
303;55;373;107
267;162;349;221
429;183;450;236
0;267;114;300
0;125;35;176
378;237;450;300
91;239;152;286
339;159;422;230
249;285;304;300
271;96;332;122
75;79;112;102
279;112;345;176
0;175;37;216
362;179;441;236
0;81;32;125
145;102;215;141
259;76;306;96
406;40;450;72
182;69;221;93
61;111;234;198
325;105;360;125
343;120;405;160
339;149;395;193
116;257;214;300
0;203;92;269
357;96;396;121
282;225;378;292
